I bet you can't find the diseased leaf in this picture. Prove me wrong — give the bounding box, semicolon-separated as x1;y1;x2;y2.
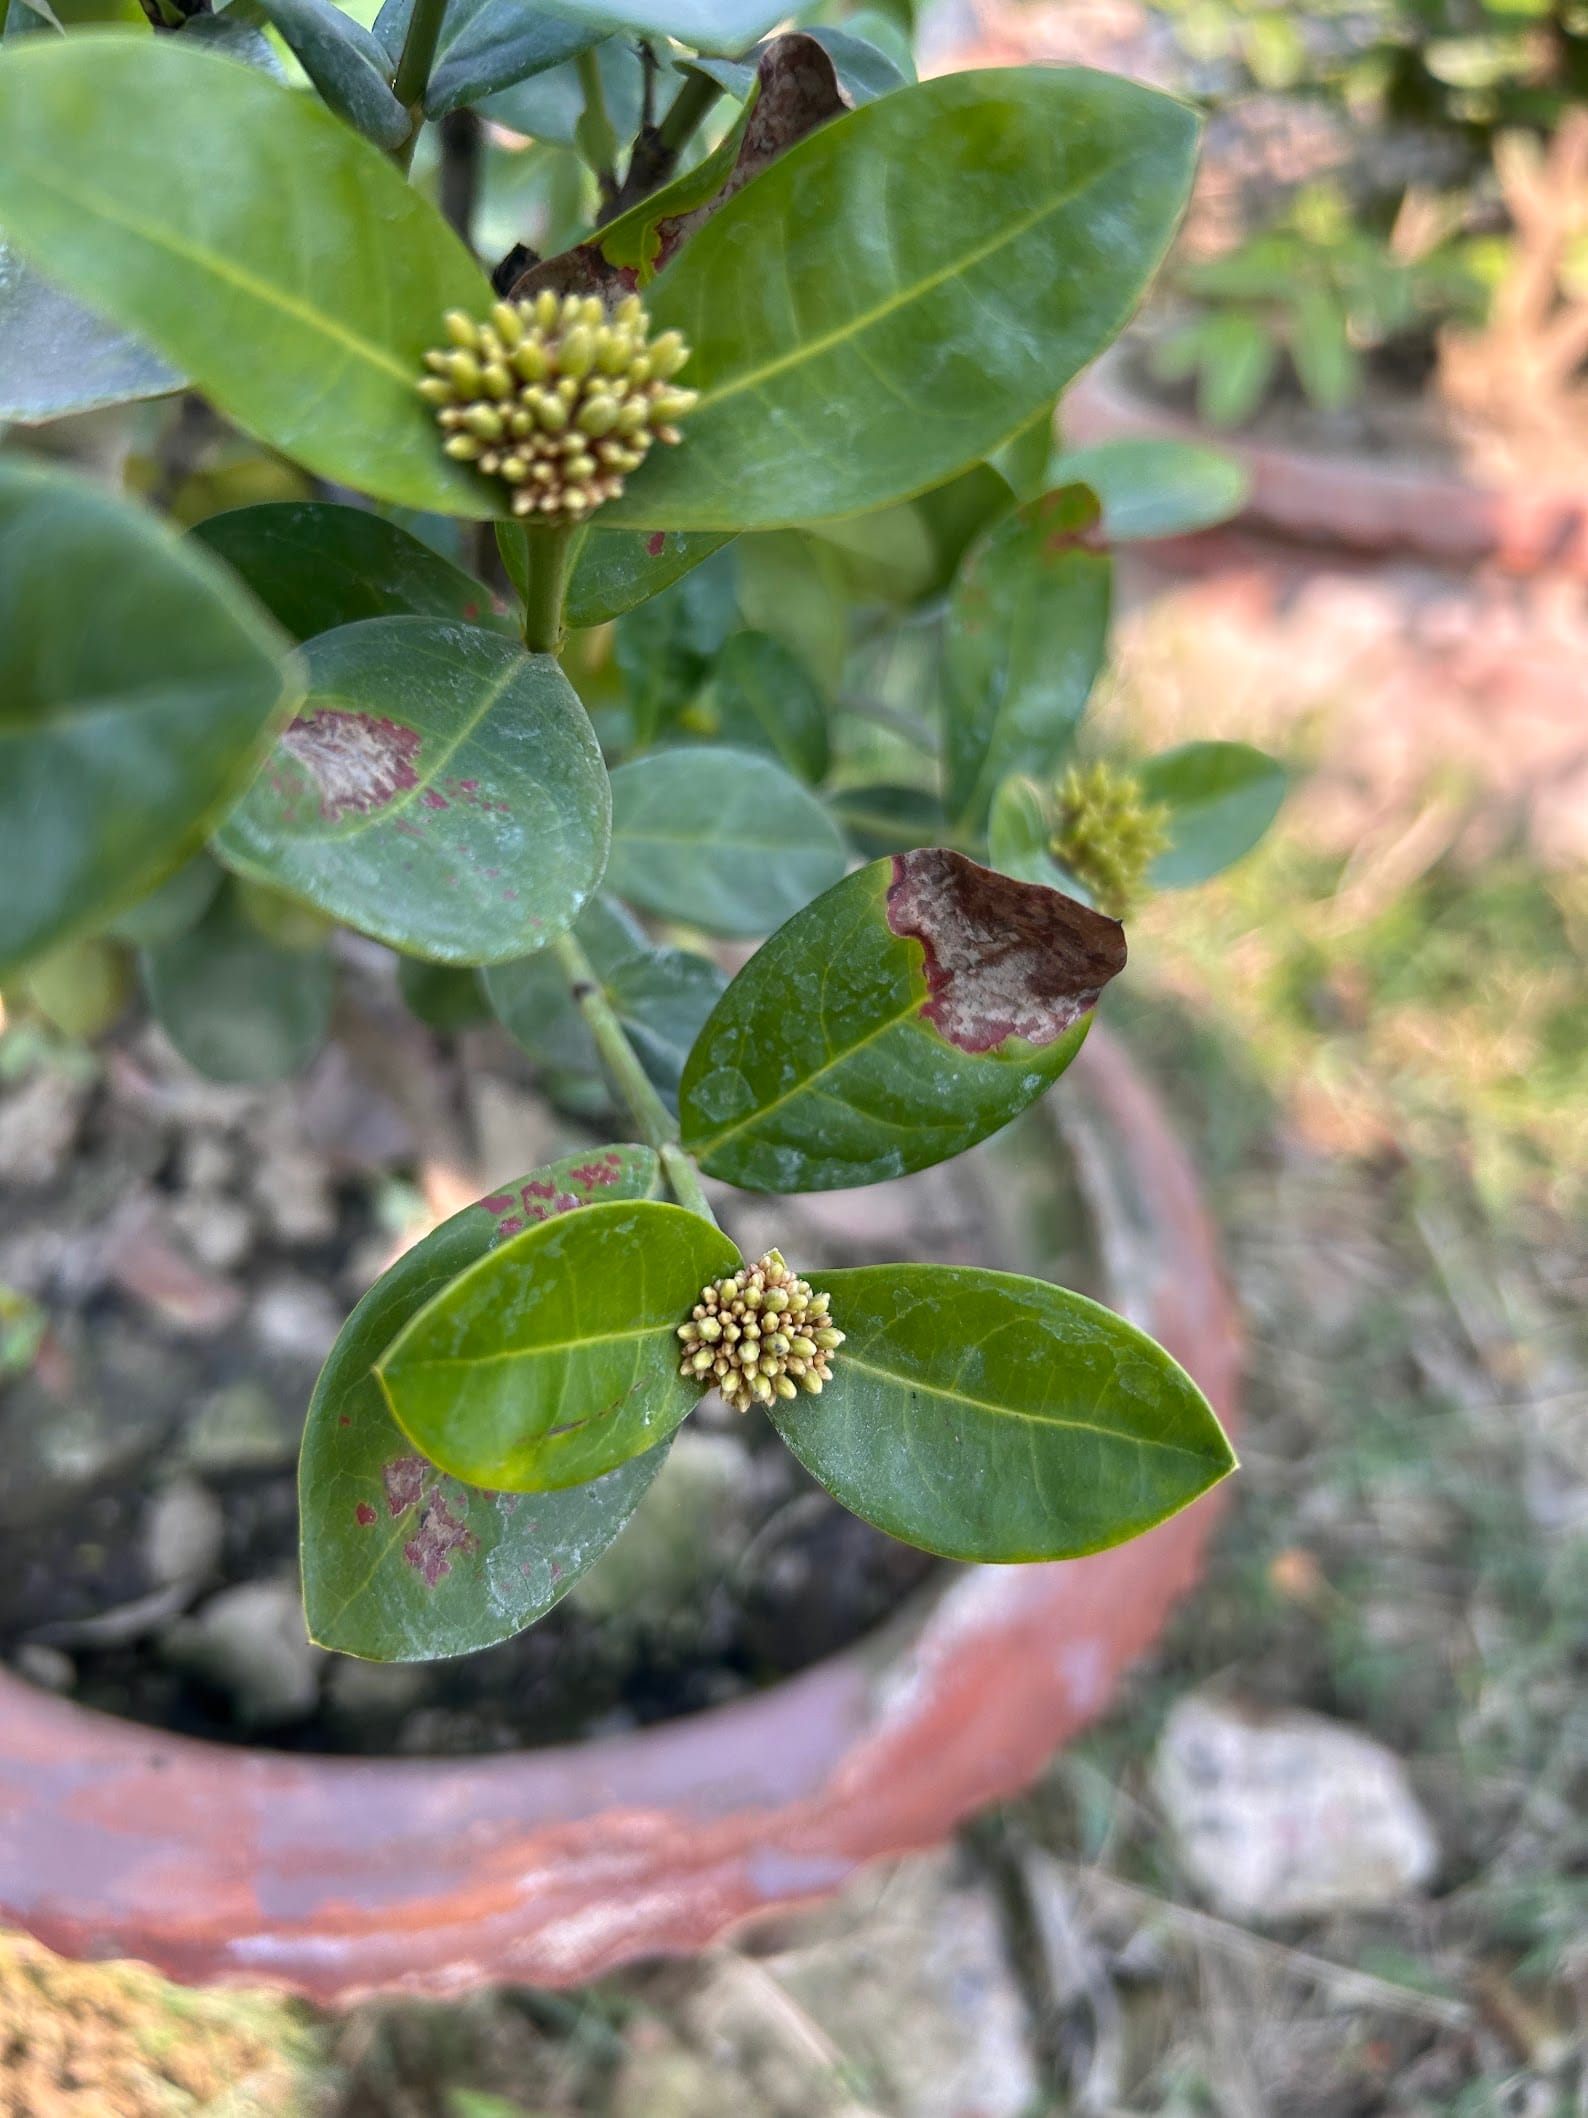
679;850;1124;1191
1140;740;1286;887
215;616;610;965
564;526;737;628
945;488;1111;827
0;37;496;514
377;1200;741;1492
0;240;180;422
701;630;829;783
141;886;333;1083
601;69;1197;529
769;1262;1235;1560
0;458;295;979
1046;438;1249;540
301;1144;669;1660
197;503;507;642
246;0;409;146
606;746;846;937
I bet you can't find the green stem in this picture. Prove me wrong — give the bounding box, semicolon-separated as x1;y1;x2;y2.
0;0;12;36
657;68;720;157
551;932;717;1224
575;47;619;204
391;0;448;161
515;520;577;656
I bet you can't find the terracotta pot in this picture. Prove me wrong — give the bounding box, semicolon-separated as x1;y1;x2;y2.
1067;347;1588;578
0;1027;1240;2002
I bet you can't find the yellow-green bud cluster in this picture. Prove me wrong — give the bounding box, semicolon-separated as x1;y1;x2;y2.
677;1250;844;1411
1050;760;1171;919
418;291;696;522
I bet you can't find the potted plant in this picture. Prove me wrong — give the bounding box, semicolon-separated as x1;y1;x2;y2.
0;0;1282;1995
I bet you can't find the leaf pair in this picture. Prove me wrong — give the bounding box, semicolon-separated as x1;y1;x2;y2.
0;40;1197;527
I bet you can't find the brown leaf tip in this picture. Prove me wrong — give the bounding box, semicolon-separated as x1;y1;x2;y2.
886;848;1126;1055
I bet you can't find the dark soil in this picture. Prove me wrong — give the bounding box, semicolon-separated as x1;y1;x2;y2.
0;995;957;1758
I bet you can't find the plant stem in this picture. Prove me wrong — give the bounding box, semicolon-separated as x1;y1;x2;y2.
575;47;619;209
438;107;481;245
515;521;577;656
602;68;723;222
391;0;448;159
658;67;721;158
551;932;717;1224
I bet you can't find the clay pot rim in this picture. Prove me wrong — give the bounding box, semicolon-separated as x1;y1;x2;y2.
1068;344;1588;578
0;1026;1241;2001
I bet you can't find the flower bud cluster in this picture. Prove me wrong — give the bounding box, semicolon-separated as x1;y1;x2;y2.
677;1250;844;1411
1050;759;1171;919
418;291;696;522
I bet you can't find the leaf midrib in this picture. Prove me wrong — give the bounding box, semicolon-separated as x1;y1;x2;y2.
840;1349;1216;1459
687;989;924;1160
380;1317;671;1376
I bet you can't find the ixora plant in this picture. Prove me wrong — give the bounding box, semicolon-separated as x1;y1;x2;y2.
0;2;1285;1667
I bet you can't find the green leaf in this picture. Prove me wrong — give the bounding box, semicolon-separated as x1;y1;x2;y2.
804;25;908;102
824;783;945;859
700;630;829;784
141;886;333;1082
397;956;491;1030
0;37;496;514
215;616;610;965
301;1144;670;1660
419;0;602;118
487;908;726;1104
606;746;846;937
1195;310;1276;429
601;68;1197;530
769;1262;1235;1560
945;489;1111;827
564;527;737;628
0;457;295;979
1139;741;1286;888
101;856;222;946
679;850;1124;1191
479;37;642;146
520;0;790;51
1290;282;1358;413
1045;438;1249;540
0;240;180;421
196;502;506;642
986;774;1089;899
611;547;741;746
247;0;408;146
376;1200;741;1491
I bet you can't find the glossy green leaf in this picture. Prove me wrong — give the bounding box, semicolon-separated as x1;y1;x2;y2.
987;401;1057;503
700;631;829;784
1139;741;1286;888
607;747;846;937
986;774;1089;899
422;0;601;117
825;784;945;859
525;0;789;50
101;856;222;946
0;240;180;421
377;1200;741;1491
564;527;737;628
611;547;741;746
805;24;908;101
215;616;610;964
0;458;295;979
0;37;496;514
487;903;726;1103
247;0;408;145
679;850;1124;1191
196;502;506;643
602;68;1197;530
1046;438;1249;540
769;1263;1235;1560
301;1144;669;1660
479;36;642;145
945;489;1112;826
141;886;333;1082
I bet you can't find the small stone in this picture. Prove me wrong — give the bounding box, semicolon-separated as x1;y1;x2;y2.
0;1068;89;1188
164;1580;325;1729
251;1124;338;1244
166;1192;254;1275
610;2023;778;2118
250;1275;343;1366
14;1643;75;1694
180;1382;296;1474
142;1477;225;1588
1153;1691;1439;1920
102;1202;244;1336
177;1130;237;1195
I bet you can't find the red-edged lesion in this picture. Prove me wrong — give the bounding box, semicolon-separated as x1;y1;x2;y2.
281;710;423;824
885;848;1126;1055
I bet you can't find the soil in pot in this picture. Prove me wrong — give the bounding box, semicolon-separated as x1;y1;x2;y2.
0;985;1094;1760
